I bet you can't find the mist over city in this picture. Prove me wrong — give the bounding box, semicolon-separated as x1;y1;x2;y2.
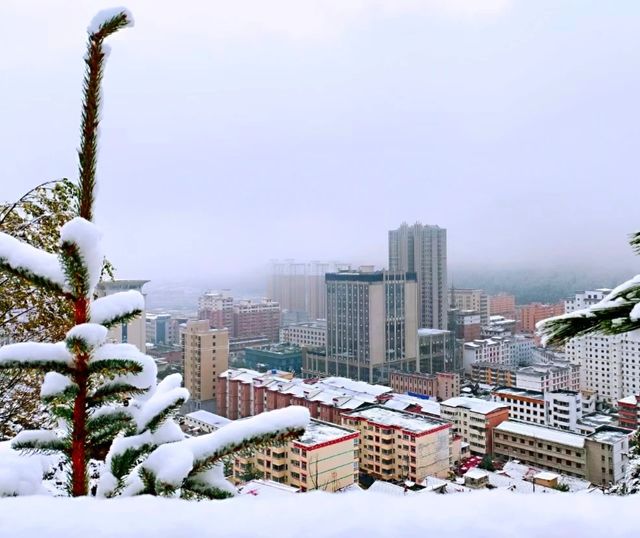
2;1;640;534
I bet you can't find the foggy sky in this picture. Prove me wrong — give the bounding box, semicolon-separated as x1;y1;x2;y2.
2;1;639;283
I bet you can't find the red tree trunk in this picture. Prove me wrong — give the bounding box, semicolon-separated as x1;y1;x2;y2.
71;297;88;496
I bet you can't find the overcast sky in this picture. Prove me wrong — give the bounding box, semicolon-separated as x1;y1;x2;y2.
2;0;639;283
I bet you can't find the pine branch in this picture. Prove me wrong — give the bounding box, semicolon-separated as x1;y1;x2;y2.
88;382;147;405
631;231;640;256
88;358;143;376
181;481;234;500
78;10;133;221
0;359;73;375
98;309;143;330
0;260;66;295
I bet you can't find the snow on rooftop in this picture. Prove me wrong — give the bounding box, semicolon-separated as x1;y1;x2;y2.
534;471;559;481
464;468;488;480
417;328;450;336
297;419;357;447
587;429;631;444
185;410;232;429
383;394;441;416
319;377;391;397
618;394;640;406
239;479;299;497
345;406;448;434
441;397;508;415
3;492;637;537
496;421;585;448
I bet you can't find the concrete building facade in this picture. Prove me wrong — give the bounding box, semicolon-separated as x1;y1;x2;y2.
453;289;489;325
182;320;229;412
280;320;327;348
389;371;460;401
388;222;447;330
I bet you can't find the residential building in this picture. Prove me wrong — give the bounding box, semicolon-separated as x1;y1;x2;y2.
182;320;229;412
280;320;327;348
471;362;517;387
320;268;418;383
452;289;489;325
388;222;447;330
96;279;148;353
518;302;565;333
233;299;280;343
463;337;515;373
184;410;232;433
440;397;509;455
198;290;234;331
482;315;517;338
146;313;178;347
493;421;631;484
489;293;517;320
451;310;482;342
491;387;546;426
342;406;457;482
389;371;460;401
216;368;390;422
516;363;580;393
234;419;359;492
243;343;303;374
618;394;640;430
565;289;611;312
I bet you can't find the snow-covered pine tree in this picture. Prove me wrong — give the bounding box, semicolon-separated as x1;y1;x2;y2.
0;8;310;499
537;231;640;347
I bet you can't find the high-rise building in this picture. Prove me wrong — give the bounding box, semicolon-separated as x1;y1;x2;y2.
146;313;179;346
388;222;447;330
452;289;489;325
96;279;149;353
182;320;229;412
414;328;461;374
564;290;640;403
268;260;336;320
321;267;418;383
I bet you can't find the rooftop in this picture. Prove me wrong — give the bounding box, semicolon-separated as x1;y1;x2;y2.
587;427;632;445
296;419;358;447
619;394;640;406
185;410;232;429
492;387;544;400
495;421;585;448
382;394;441;416
239;479;299;497
417;328;450;337
344;405;449;435
441;397;508;415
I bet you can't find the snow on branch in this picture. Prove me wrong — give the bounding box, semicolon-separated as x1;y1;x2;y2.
0;342;73;372
90;290;144;328
92;343;157;390
141;407;310;493
60;218;104;297
41;372;75;399
0;231;67;293
537;274;640;346
12;430;66;453
88;7;135;35
66;323;108;352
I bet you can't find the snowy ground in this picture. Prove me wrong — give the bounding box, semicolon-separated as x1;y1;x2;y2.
0;491;637;538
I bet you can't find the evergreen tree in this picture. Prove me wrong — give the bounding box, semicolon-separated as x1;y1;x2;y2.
537;231;640;346
0;8;310;498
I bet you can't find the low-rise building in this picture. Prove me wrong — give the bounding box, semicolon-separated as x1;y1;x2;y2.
280;320;327;348
243;343;303;374
388;371;460;401
440;397;509;455
618;394;640;430
342;406;457;483
234;419;359;492
463;337;515;373
516;363;580;393
184;410;232;433
491;387;546;426
471;362;517;387
493;421;631;484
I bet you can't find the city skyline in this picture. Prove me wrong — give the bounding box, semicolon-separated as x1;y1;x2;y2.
3;1;640;281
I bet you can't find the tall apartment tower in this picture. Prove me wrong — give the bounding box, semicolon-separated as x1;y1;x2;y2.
322;267;418;384
182;320;229;412
389;222;447;330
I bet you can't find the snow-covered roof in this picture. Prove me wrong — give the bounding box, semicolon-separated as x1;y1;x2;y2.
417;328;450;336
464;468;488;480
495;421;585;448
345;406;449;434
318;377;391;397
441;397;508;415
239;479;298;497
383;394;441;416
297;419;357;447
534;471;559;481
618;394;640;406
587;428;631;445
185;410;232;429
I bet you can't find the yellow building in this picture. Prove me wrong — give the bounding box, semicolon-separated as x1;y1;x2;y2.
342;405;456;483
234;419;359;492
182;320;229;412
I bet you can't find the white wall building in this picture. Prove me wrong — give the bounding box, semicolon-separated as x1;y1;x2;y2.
280;320;327;348
564;290;640;403
516;363;580;393
463;337;515;373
